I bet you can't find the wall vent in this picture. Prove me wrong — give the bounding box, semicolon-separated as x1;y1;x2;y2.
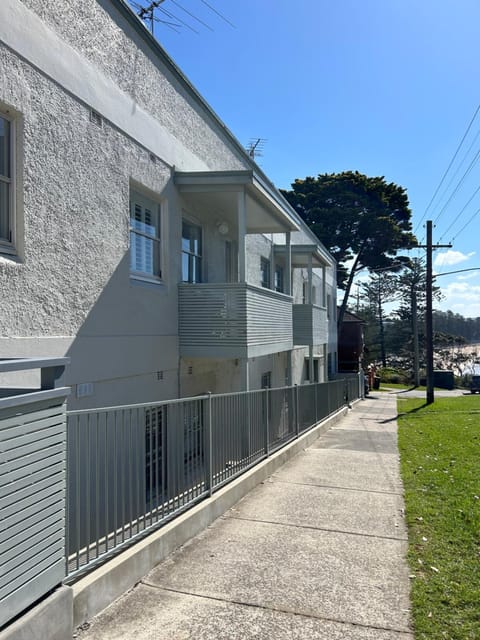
187;366;193;375
156;370;163;380
77;382;94;398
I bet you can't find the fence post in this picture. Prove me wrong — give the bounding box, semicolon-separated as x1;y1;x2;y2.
314;381;318;423
295;384;299;437
265;387;270;457
206;392;213;497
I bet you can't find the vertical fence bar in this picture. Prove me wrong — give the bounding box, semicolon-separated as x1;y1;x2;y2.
206;393;213;496
295;384;299;437
85;413;91;565
75;415;81;571
265;387;270;456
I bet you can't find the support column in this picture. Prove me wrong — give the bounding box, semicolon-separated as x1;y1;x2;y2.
307;254;313;305
287;350;293;386
322;266;326;307
240;358;250;391
237;189;247;283
285;231;291;296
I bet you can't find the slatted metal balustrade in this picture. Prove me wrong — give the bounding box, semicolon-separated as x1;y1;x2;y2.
0;358;69;629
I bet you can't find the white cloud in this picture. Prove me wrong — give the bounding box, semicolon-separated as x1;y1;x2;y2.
434;249;475;268
437;281;480;318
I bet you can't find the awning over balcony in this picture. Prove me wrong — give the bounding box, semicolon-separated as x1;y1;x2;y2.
175;170;299;234
274;244;330;268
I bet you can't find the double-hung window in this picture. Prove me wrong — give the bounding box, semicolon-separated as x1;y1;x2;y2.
182;220;202;283
130;191;162;280
0;114;14;254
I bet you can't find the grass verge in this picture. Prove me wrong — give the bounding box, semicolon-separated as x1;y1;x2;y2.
397;396;480;639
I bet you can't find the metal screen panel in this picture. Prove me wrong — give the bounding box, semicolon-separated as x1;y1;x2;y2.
0;394;67;628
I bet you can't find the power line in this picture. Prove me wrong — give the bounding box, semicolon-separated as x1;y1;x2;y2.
433;126;480;217
415;102;480;234
433;146;480;227
169;0;214;31
157;4;200;33
439;183;480;242
452;204;480;242
200;0;236;27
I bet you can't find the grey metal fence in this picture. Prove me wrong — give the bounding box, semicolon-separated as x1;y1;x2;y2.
0;358;69;629
66;377;360;579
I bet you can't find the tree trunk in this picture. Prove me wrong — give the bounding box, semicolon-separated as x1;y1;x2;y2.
337;251;362;332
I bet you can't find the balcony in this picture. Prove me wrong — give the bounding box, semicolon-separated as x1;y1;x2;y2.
178;283;293;358
293;303;328;346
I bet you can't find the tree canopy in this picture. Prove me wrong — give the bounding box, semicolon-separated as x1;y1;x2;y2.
282;171;417;327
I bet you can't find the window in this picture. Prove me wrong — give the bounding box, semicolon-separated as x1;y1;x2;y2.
0;113;14;254
274;266;284;293
260;257;270;288
261;371;272;389
130;191;162;279
182;220;202;283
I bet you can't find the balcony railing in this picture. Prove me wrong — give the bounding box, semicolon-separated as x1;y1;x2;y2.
292;303;328;346
178;283;293;358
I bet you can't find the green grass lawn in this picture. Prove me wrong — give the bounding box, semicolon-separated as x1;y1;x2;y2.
397;396;480;639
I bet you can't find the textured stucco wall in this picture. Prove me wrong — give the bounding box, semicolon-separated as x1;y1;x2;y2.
0;40;182;407
19;0;247;173
0;0;337;405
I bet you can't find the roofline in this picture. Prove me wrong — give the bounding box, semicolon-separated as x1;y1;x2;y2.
112;1;334;255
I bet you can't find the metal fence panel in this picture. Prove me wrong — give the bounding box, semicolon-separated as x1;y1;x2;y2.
66;375;360;578
0;394;68;628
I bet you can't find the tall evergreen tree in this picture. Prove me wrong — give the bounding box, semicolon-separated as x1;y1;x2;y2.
282;171;417;329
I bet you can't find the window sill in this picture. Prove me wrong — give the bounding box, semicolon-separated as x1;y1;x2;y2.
0;251;22;266
130;274;166;291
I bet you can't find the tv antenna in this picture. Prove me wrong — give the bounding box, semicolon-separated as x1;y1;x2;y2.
131;0;235;36
246;138;267;160
134;1;180;36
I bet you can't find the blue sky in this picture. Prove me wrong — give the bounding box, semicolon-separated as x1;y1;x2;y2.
131;0;480;317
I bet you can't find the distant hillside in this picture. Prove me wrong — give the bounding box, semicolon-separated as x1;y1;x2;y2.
433;310;480;343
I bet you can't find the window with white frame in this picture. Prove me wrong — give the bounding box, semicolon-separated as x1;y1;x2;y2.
182;219;202;283
0;113;14;254
130;190;162;279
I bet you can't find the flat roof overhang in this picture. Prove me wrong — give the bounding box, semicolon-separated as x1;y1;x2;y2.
175;170;300;234
274;244;330;268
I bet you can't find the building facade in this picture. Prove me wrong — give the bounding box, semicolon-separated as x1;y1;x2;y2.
0;0;337;409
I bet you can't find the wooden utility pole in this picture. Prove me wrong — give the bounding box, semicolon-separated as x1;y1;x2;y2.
423;221;452;404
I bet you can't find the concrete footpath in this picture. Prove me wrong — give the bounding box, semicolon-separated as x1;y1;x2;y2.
77;393;413;639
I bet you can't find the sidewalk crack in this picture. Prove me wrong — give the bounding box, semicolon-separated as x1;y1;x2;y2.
225;514;408;542
140;582;412;637
272;478;404;496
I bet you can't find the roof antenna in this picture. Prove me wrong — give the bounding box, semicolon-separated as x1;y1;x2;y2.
246;138;267;160
137;1;166;35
